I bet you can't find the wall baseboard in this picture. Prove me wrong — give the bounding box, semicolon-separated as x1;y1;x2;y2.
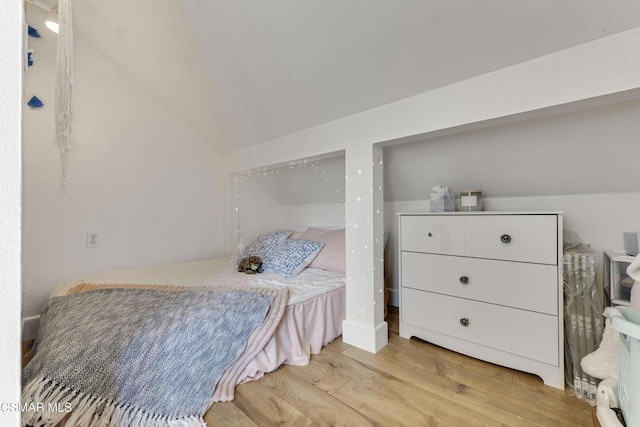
387;288;399;307
22;315;41;341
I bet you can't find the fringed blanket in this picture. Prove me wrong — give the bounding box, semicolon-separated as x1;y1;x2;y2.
22;284;288;427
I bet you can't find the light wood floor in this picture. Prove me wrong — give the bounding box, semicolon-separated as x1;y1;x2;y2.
205;307;599;426
22;308;599;426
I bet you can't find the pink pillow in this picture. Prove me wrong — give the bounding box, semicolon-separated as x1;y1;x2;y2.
289;231;305;239
299;228;345;273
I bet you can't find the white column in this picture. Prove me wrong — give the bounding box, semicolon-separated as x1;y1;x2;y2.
342;143;388;353
0;2;24;426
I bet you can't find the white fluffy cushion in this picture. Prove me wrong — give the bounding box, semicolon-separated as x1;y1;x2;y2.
581;316;620;380
581;258;640;380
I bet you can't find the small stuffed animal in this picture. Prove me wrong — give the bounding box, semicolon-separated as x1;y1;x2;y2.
237;256;264;274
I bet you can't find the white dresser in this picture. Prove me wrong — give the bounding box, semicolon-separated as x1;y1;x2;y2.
398;212;564;388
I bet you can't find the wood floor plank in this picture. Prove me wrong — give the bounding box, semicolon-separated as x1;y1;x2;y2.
511;371;597;426
323;336;352;354
387;333;513;381
258;367;374;426
386;306;400;334
592;407;600;427
26;317;595;427
333;379;441;427
511;370;588;403
342;345;585;427
384;334;514;384
378;341;594;426
22;339;34;368
203;401;259;427
231;381;316;427
278;358;351;394
311;349;501;426
385;335;595;425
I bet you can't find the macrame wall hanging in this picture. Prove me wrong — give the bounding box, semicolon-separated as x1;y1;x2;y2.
54;0;74;194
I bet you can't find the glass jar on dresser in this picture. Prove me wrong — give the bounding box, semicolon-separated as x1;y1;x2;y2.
398;211;564;389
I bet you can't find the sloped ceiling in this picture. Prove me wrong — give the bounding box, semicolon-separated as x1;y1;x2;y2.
383;97;640;201
72;0;640;154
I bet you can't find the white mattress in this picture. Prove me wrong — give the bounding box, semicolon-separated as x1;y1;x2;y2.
51;256;346;306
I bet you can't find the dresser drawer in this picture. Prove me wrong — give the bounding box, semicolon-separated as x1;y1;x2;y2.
401;252;559;315
400;215;465;256
402;288;559;366
465;215;558;265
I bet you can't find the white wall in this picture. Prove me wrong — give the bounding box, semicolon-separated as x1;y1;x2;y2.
236;198;345;253
22;12;226;318
235;197;344;253
236;178;286;250
236;197;344;250
382;98;640;305
384;98;640;201
71;0;231;152
283;203;345;230
233;156;345;252
222;27;640;353
0;2;23;425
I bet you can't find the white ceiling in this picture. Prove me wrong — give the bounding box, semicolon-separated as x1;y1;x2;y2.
72;0;640;154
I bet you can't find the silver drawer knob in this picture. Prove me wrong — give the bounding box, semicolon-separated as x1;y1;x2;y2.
500;234;512;244
459;276;469;285
459;318;469;327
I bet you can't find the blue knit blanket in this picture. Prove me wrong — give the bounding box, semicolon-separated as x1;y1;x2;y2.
22;285;287;426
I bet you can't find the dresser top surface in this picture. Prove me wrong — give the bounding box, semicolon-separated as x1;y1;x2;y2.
397;211;563;216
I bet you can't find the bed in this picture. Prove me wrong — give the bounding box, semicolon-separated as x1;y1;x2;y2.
22;228;346;427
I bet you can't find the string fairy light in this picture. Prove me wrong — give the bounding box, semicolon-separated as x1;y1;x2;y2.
342;152;386;325
344;159;383;181
236;158;325;181
346;233;383;255
234;176;244;251
343;301;376;326
344;258;385;280
233;154;385;278
344;185;384;206
342;277;387;325
233;152;387;324
233;156;347;251
349;241;373;254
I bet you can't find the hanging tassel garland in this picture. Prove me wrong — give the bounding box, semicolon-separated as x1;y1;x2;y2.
54;0;75;194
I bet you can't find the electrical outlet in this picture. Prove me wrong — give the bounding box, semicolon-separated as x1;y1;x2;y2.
87;232;100;248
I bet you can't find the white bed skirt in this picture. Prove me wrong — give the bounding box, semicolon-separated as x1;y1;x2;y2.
216;286;345;401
